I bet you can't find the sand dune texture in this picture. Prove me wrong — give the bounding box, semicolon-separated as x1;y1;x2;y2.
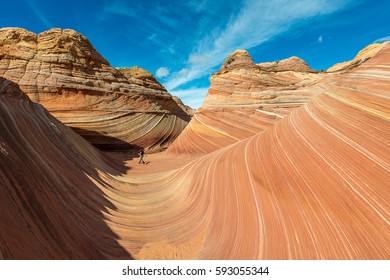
0;28;389;259
0;28;192;152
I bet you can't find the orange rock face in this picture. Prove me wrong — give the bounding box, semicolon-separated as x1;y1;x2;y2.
165;43;389;259
0;77;131;259
167;50;325;154
327;43;386;72
0;28;191;152
0;33;389;260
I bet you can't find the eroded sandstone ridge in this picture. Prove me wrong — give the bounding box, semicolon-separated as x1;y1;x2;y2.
0;27;191;151
0;33;389;260
328;42;386;72
168;49;326;154
167;43;389;156
0;77;131;258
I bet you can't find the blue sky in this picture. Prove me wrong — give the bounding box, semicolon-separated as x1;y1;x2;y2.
1;0;389;108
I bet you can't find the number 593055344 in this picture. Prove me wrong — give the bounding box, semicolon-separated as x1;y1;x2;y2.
215;266;269;276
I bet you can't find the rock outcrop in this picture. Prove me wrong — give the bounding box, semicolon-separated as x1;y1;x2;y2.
142;42;390;259
327;43;385;72
168;41;390;258
1;35;389;260
0;27;191;151
168;49;324;154
257;56;312;72
0;77;131;259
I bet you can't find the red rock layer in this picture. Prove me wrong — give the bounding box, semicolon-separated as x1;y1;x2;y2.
0;28;191;152
151;42;390;259
0;42;389;260
168;50;324;155
327;43;385;72
0;78;199;259
0;77;132;259
108;42;389;259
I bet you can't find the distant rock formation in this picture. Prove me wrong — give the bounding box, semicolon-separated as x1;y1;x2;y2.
257;56;312;72
219;49;256;70
327;43;385;72
172;41;390;259
0;40;389;260
172;95;195;117
168;42;389;155
168;49;324;154
206;49;320;107
0;27;191;151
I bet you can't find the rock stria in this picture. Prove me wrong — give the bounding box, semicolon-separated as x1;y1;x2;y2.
168;49;324;154
0;27;191;151
1;31;389;260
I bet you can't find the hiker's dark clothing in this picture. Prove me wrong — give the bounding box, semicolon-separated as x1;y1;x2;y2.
138;149;145;164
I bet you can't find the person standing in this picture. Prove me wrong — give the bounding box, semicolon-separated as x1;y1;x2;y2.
138;148;145;164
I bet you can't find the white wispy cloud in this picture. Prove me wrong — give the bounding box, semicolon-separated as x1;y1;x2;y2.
147;33;167;48
164;0;351;93
170;87;209;109
102;0;179;52
187;0;209;12
374;36;390;44
26;0;53;28
150;5;180;29
156;67;170;78
103;0;137;18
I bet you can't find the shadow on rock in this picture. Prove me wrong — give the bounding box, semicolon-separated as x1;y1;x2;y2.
0;77;133;259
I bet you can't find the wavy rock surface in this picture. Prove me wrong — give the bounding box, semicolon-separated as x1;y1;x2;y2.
0;42;389;260
132;42;390;259
0;78;132;259
168;50;324;154
0;27;191;151
327;43;386;72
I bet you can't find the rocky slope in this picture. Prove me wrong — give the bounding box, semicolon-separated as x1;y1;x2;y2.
167;49;325;154
126;42;390;259
327;43;386;72
170;42;390;258
0;77;131;259
0;39;389;260
0;27;191;151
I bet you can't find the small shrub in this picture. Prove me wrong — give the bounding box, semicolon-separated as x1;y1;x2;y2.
226;57;235;65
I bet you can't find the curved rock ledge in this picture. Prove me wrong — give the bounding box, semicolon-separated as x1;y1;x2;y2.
0;27;192;152
0;40;389;259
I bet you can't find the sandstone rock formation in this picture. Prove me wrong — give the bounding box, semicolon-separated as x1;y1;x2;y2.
167;49;324;154
0;77;131;259
0;38;389;260
327;43;386;72
124;42;390;259
257;56;312;72
0;27;191;152
181;42;389;259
